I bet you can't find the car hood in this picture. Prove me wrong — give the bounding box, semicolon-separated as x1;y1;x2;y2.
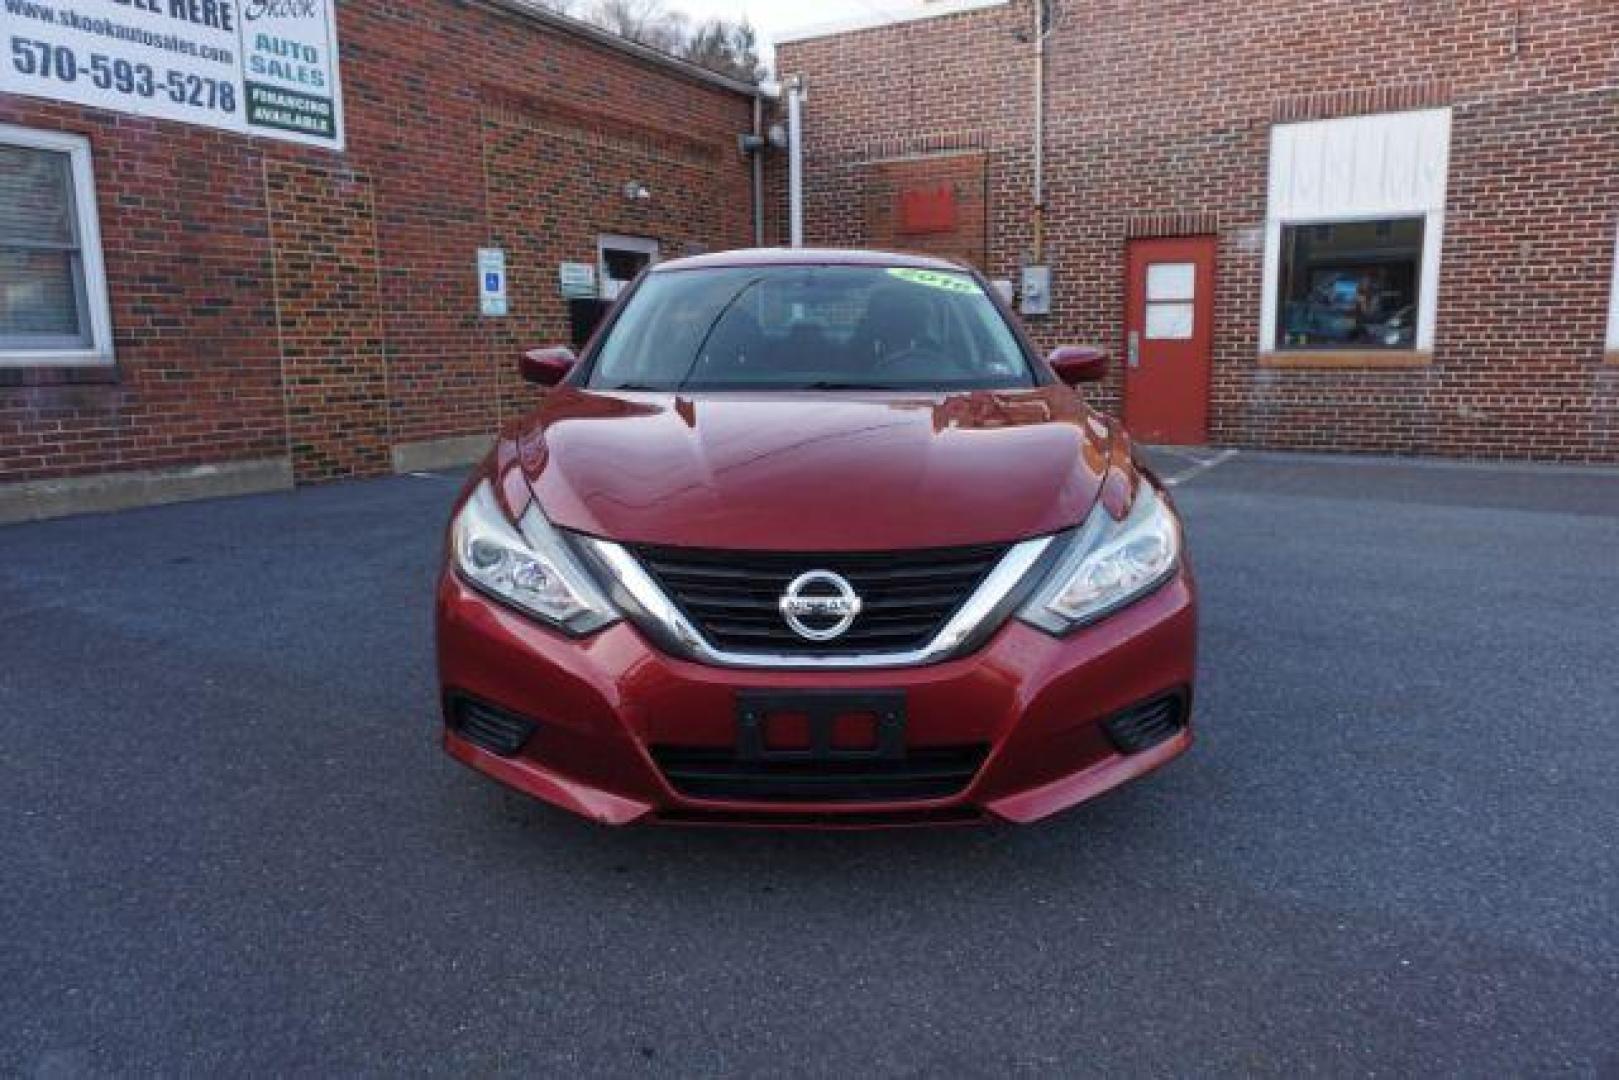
505;386;1117;551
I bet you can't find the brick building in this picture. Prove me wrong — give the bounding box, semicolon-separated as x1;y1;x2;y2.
4;0;1617;523
775;0;1619;461
1;0;768;519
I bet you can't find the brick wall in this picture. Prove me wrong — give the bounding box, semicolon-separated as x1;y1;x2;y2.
0;114;286;482
1;1;761;487
776;0;1619;462
266;159;389;481
864;151;988;270
480;90;756;427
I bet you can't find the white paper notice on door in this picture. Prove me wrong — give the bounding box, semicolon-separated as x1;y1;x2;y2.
1145;302;1194;340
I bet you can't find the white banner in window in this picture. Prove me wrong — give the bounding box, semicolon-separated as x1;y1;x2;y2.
0;0;344;150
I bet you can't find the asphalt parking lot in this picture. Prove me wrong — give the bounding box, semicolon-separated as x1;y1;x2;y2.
2;451;1616;1075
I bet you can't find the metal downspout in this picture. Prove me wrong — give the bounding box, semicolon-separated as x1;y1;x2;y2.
788;77;805;249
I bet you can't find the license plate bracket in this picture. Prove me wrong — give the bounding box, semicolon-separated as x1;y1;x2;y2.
735;690;906;763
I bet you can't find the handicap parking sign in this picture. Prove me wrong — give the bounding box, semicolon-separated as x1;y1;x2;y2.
478;249;508;317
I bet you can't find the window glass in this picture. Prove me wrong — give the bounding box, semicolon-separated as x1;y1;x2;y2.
1144;261;1197;340
1146;262;1195;302
1277;218;1423;350
589;265;1035;391
0;144;89;348
1;250;83;337
1145;302;1194;340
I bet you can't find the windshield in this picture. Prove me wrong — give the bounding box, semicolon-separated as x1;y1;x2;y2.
585;265;1037;392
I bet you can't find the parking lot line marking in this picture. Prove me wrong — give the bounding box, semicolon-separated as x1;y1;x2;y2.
1164;448;1239;488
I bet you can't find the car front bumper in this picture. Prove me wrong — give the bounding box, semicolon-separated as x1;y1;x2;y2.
436;567;1196;827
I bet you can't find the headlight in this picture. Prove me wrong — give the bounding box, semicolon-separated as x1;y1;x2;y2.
451;481;618;636
1018;481;1182;634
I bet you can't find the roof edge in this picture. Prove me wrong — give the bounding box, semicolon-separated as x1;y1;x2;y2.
475;0;774;99
773;0;1010;48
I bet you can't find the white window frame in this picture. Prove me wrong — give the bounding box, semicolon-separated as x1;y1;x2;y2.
1607;227;1619;355
1260;108;1451;354
0;124;114;368
597;234;659;301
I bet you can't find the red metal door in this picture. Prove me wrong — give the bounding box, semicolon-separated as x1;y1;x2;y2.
1124;236;1215;445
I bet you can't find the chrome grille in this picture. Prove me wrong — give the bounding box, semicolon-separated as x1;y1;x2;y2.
632;543;1011;654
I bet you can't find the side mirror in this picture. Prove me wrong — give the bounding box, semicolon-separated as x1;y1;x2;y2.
519;347;577;387
1048;345;1108;385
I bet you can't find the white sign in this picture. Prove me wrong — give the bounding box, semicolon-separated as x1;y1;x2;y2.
478;248;507;318
558;261;596;299
1;0;345;150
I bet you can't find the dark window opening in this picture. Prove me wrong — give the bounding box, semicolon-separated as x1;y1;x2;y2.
1277;218;1423;350
599;236;658;301
602;247;651;283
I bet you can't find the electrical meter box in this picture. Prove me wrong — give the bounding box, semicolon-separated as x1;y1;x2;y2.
1021;265;1052;317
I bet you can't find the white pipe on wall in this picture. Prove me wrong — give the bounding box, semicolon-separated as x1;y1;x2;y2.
751;94;765;247
1031;0;1046;263
788;77;805;249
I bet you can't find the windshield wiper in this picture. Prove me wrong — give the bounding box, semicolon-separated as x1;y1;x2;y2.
599;382;667;392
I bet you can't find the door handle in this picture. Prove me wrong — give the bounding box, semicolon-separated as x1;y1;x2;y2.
1128;331;1141;369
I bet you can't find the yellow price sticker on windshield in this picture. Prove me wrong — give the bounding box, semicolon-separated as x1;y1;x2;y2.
886;268;980;294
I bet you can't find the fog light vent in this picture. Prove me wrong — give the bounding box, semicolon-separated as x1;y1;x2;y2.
450;697;537;757
1102;692;1187;755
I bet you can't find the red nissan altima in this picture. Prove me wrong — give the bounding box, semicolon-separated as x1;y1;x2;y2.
436;249;1195;826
